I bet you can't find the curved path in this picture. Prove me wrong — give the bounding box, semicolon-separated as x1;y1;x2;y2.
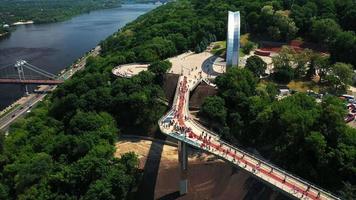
158;74;340;200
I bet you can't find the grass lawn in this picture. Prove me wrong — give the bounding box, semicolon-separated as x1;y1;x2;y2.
211;41;226;55
210;41;245;57
287;80;320;93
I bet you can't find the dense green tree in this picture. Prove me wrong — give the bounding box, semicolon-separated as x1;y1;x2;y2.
245;55;267;78
339;8;356;32
311;18;341;45
167;33;188;53
4;153;52;194
148;60;172;76
272;47;295;83
200;96;227;126
259;5;298;41
246;12;260;32
215;68;257;106
148;60;172;85
305;131;327;161
110;71;166;131
290;2;317;34
339;182;356;200
325;63;354;94
0;132;4;153
329;31;356;68
0;183;8;199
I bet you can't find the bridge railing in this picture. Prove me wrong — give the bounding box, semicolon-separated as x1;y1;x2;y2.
216;138;340;199
172;76;183;107
186;78;220;139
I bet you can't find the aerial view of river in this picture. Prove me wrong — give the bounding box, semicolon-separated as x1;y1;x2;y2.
0;3;156;110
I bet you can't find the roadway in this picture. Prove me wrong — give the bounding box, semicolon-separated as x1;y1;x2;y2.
0;46;101;131
159;69;340;199
0;94;45;131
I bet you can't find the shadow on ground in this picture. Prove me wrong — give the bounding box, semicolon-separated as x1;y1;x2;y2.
135;135;167;200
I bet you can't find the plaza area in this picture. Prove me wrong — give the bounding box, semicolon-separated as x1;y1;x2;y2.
169;51;217;79
111;50;274;80
112;63;148;78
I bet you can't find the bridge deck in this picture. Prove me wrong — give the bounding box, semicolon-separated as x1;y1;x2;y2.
158;75;340;200
0;79;63;85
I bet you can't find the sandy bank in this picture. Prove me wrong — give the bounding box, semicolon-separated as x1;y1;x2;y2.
12;21;34;26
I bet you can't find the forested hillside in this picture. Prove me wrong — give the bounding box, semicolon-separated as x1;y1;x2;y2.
0;0;121;24
0;0;355;199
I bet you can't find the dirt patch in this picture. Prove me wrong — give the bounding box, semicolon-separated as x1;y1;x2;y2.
115;138;292;200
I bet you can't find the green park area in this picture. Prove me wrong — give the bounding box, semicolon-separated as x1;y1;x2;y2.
0;0;355;199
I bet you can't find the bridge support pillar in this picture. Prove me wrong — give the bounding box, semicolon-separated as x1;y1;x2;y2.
178;141;188;195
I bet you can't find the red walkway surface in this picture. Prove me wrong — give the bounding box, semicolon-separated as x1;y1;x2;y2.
160;76;340;200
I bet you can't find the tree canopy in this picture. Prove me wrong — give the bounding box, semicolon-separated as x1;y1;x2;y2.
245;55;267;78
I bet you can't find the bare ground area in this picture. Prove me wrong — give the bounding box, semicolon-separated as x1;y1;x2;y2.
115;138;292;200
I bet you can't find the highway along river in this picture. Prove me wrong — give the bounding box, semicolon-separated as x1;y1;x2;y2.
0;4;156;110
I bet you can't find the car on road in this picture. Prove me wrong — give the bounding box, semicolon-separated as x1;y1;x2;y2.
345;114;355;123
11;114;16;118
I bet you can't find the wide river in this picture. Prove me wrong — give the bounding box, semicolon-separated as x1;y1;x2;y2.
0;4;156;110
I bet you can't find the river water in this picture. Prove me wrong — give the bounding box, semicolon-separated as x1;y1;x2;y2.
0;4;156;110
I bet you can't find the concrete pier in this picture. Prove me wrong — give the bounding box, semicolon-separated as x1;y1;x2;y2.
178;141;188;195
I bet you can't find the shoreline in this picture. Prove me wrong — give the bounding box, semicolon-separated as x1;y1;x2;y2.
0;32;9;39
12;20;34;26
0;3;157;128
0;45;101;130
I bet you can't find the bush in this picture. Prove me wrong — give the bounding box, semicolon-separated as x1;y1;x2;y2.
273;66;294;83
245;55;267;77
242;41;255;55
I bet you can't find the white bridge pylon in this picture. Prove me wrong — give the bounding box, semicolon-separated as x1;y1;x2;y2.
158;76;340;200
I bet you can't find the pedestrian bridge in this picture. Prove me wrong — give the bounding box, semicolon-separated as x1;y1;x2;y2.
158;75;340;200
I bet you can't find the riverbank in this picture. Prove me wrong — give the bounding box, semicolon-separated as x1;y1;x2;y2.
0;32;9;39
12;21;34;26
0;45;101;131
0;0;122;24
0;3;156;110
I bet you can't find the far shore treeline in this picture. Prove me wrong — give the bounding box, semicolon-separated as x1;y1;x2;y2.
0;0;123;36
0;0;355;199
